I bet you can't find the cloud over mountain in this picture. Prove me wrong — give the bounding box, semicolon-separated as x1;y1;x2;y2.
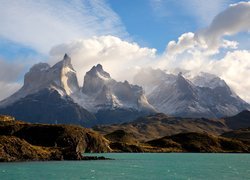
49;36;157;83
160;1;250;102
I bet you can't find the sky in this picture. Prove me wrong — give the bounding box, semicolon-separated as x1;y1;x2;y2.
0;0;250;102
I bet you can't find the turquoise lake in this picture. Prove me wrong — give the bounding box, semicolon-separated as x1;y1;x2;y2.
0;153;249;180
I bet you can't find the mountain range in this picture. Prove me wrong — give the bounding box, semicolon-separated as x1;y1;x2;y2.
0;54;249;126
134;68;250;118
0;54;155;126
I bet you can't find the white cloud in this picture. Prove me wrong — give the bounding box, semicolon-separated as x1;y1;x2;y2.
0;82;21;101
0;59;23;101
0;0;127;54
160;1;250;102
211;50;250;102
166;32;196;56
197;1;250;49
165;1;250;56
49;36;157;84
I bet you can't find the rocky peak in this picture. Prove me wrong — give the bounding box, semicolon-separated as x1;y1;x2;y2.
173;72;198;101
52;53;74;71
82;64;112;95
176;72;193;89
21;54;79;96
29;63;50;72
88;64;111;79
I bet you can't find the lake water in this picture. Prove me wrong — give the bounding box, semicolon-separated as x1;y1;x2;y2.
0;153;249;180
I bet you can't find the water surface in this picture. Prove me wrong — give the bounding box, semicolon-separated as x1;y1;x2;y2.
0;153;249;179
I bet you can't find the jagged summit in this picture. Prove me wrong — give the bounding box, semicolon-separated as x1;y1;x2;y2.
87;64;111;79
73;63;156;123
52;53;74;71
0;54;79;107
64;53;70;60
82;64;112;95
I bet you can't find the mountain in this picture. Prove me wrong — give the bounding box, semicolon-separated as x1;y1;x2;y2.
0;54;155;126
0;54;95;126
134;68;250;118
72;64;156;125
224;110;250;130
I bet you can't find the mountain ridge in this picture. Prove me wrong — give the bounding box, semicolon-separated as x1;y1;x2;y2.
134;68;250;118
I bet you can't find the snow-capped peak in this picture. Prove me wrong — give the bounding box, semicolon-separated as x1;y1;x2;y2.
191;72;227;89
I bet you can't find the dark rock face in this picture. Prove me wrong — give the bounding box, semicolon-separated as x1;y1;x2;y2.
0;89;95;126
0;116;110;162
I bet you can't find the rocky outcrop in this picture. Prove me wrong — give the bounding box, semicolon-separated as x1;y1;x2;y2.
0;115;110;162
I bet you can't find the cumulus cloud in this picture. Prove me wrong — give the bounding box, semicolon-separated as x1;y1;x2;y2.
197;1;250;49
0;0;127;53
166;1;250;56
211;50;250;102
159;1;250;102
49;36;157;84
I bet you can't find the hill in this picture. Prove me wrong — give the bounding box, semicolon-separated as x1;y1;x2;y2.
0;115;110;162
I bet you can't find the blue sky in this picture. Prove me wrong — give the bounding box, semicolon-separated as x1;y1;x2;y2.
0;0;241;59
0;0;249;102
